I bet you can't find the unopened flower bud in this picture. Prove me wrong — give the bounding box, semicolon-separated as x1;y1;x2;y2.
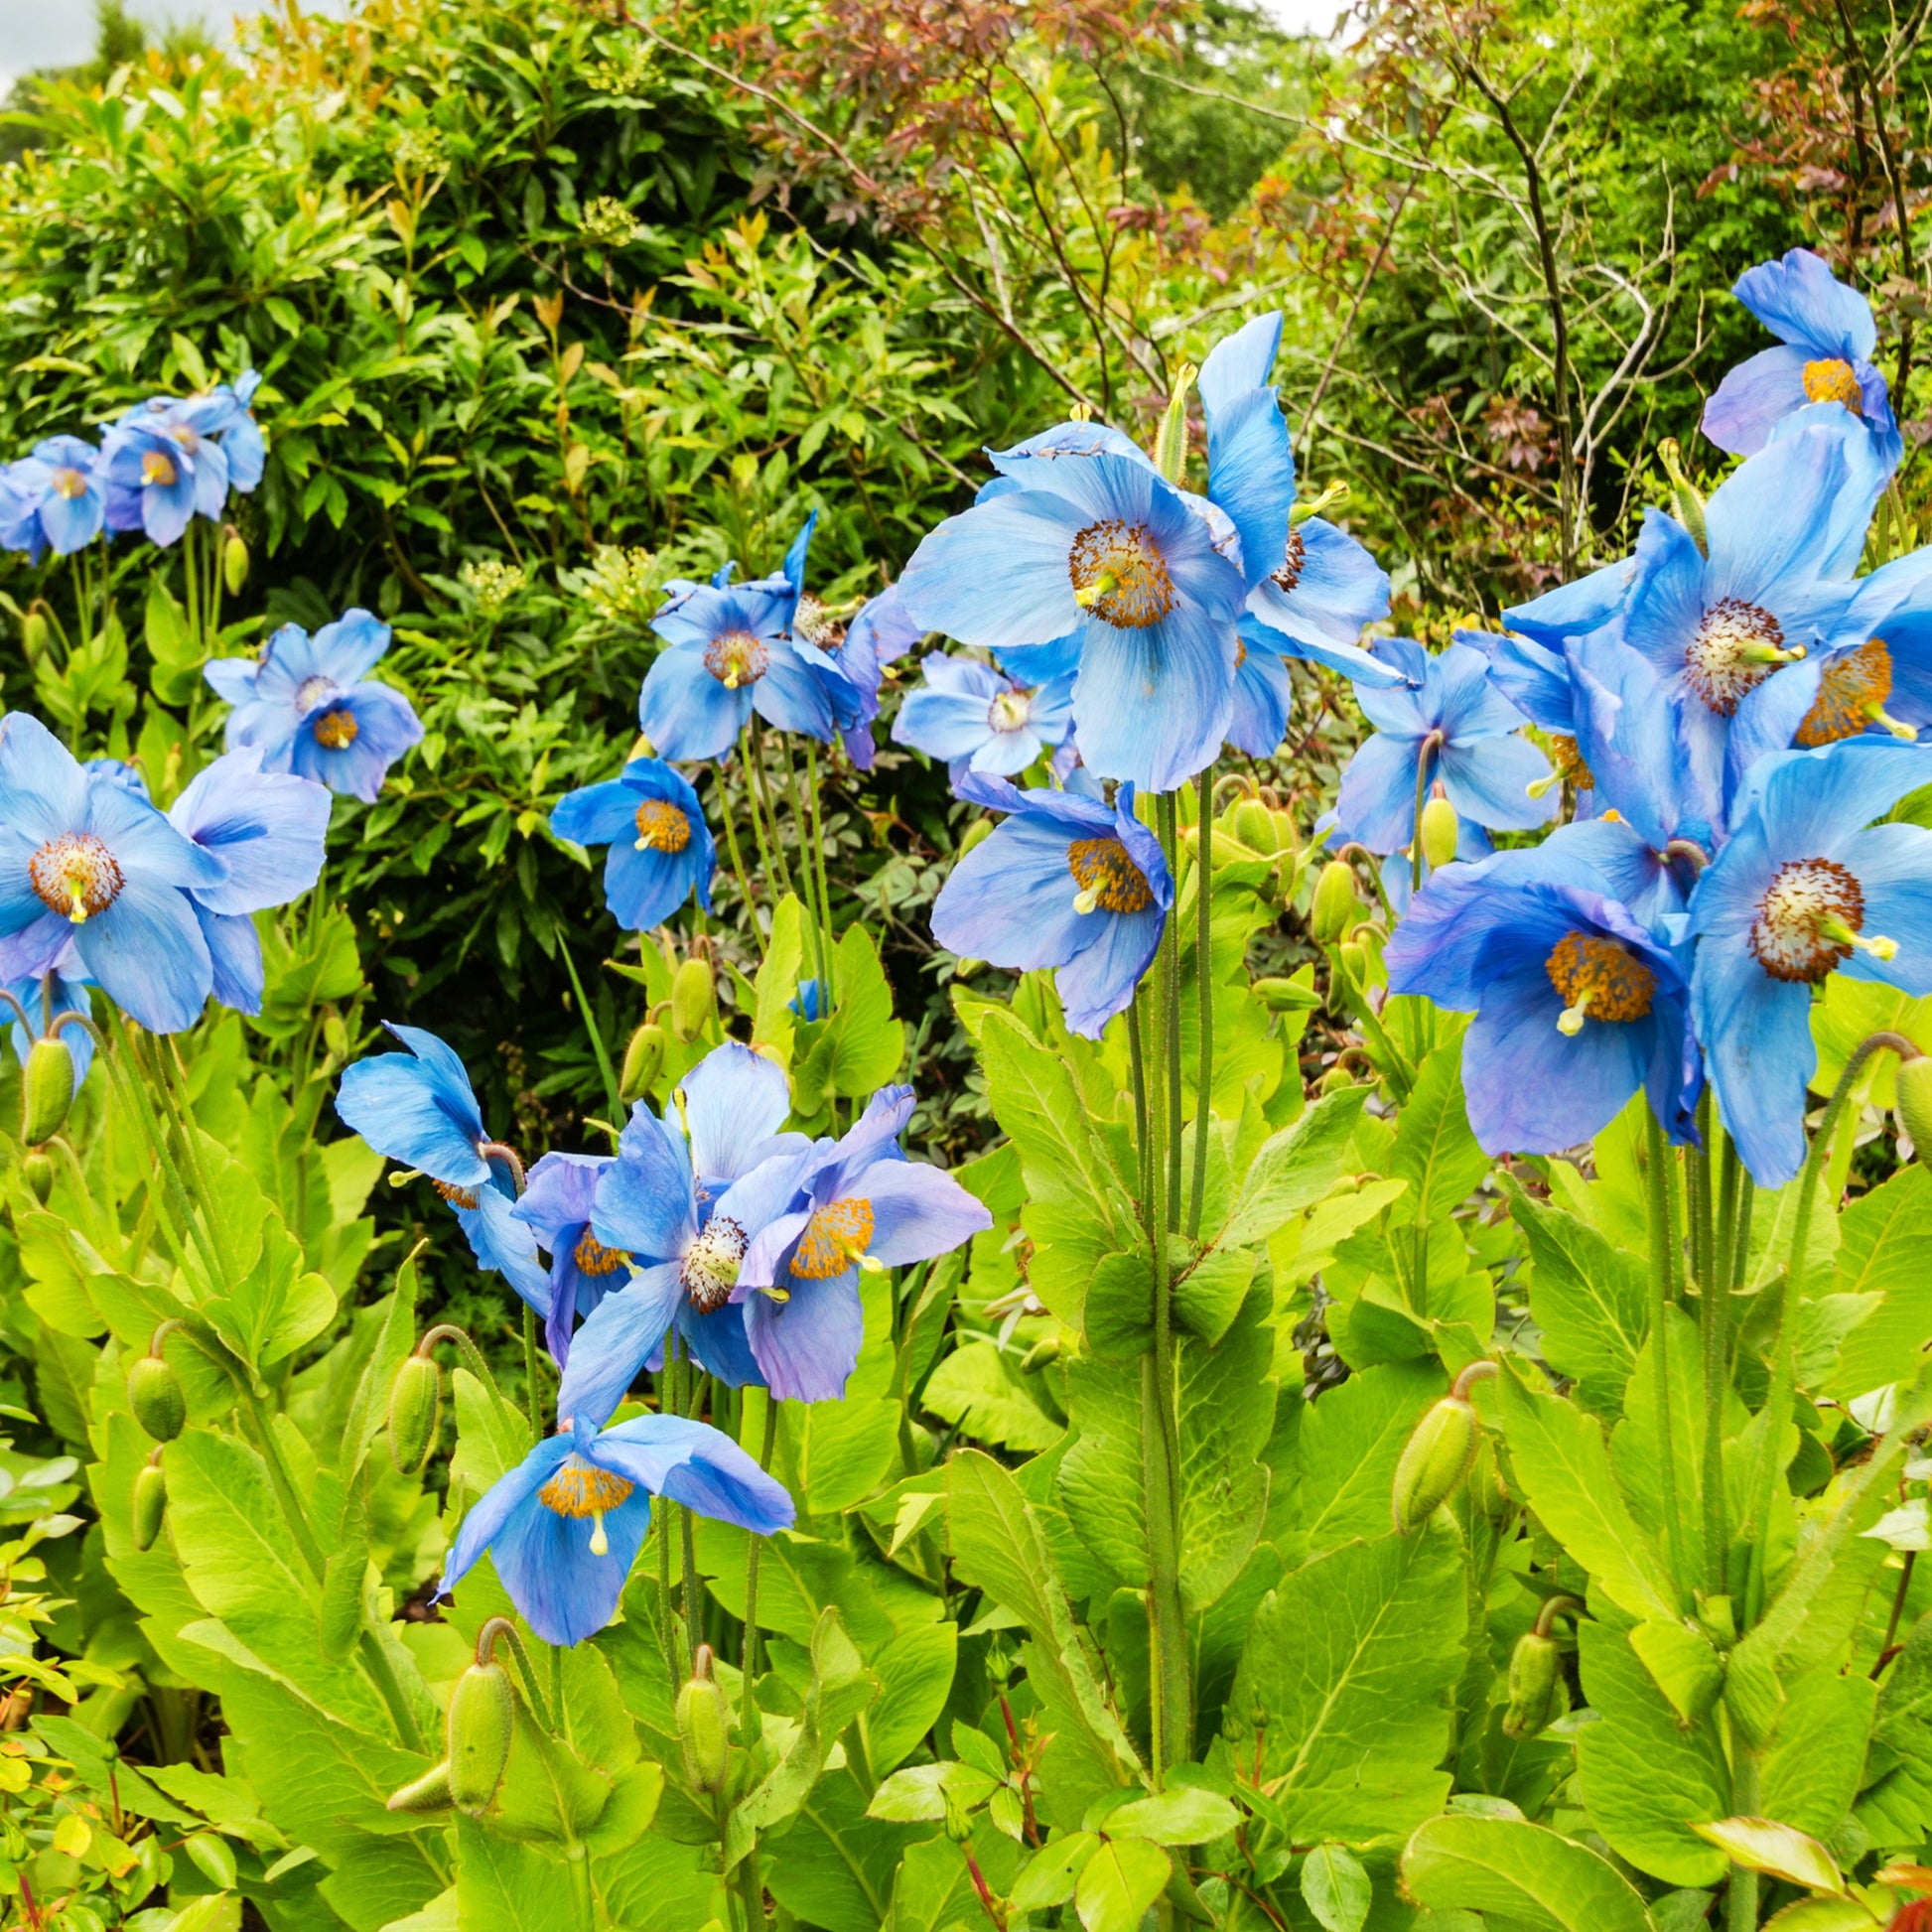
621;1023;666;1102
21;1151;54;1203
128;1352;186;1444
1232;797;1278;854
20;610;48;660
1019;1334;1061;1373
1392;1394;1478;1533
388;1353;442;1476
1311;860;1359;943
1502;1629;1564;1738
676;1645;730;1794
386;1761;455;1813
958;817;996;860
1895;1052;1932;1159
131;1453;167;1552
1318;1065;1356;1094
1253;976;1319;1014
670;958;716;1043
222;530;249;597
20;1036;74;1148
1419;794;1459;873
447;1658;514;1817
319;1549;365;1662
1338;940;1368;987
942;1781;976;1844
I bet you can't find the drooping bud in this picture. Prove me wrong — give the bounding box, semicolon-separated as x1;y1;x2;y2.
20;1036;75;1148
1895;1052;1932;1158
1419;794;1459;873
1019;1334;1061;1374
20;609;48;661
621;1023;666;1102
1659;439;1709;558
1391;1394;1478;1533
447;1657;514;1817
131;1452;167;1552
1253;977;1320;1014
675;1644;730;1794
1231;797;1278;854
386;1762;456;1813
1153;363;1196;486
1502;1629;1564;1738
1318;1065;1356;1094
670;958;716;1043
1311;861;1359;944
21;1151;54;1203
127;1352;187;1444
1338;940;1369;988
388;1352;443;1476
319;1549;365;1662
222;529;250;597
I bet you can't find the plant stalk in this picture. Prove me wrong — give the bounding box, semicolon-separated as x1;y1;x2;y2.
1644;1110;1691;1606
1186;768;1213;1240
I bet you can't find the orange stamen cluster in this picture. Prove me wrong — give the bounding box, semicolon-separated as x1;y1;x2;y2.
791;1197;876;1280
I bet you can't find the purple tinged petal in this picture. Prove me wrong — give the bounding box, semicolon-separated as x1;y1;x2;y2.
555;1262;685;1429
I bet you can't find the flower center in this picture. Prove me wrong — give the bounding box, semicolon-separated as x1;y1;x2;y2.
1749;857;1893;981
704;628;769;689
432;1179;481;1210
1685;598;1800;716
313;709;358;749
1796;638;1913;745
296;675;342;712
790;1197;876;1280
140;450;178;487
1544;929;1657;1034
793;595;839;648
29;832;122;923
1271;525;1307;593
52;467;87;500
681;1214;747;1313
537;1457;635;1555
1066;836;1154;915
164;424;202;454
1802;357;1864;413
987;688;1033;733
1549;734;1596;789
633;798;691;853
572;1228;628;1277
1068;519;1176;629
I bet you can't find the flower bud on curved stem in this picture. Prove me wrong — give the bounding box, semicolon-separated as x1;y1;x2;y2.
1503;1591;1581;1741
1895;1045;1932;1157
20;1035;74;1148
447;1637;515;1818
128;1324;188;1444
676;1643;731;1796
1392;1362;1497;1535
131;1449;167;1552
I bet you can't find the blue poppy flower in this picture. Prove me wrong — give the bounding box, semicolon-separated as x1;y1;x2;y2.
0;713;226;1034
639;576;840;762
931;771;1173;1036
893;655;1075;778
3;947;95;1088
1386;841;1699;1154
814;582;921;772
165;749;331;1016
1226;622;1299;759
736;1085;993;1403
900;445;1248;792
1464;624;1610;814
555;1041;810;1427
1704;250;1900;468
97;381;251;549
0;438;105;558
1330;637;1556;855
335;1024;551;1316
207;611;423;803
512;1153;627;1369
1502;556;1636;652
550;759;714;932
1688;740;1932;1185
438;1410;794;1647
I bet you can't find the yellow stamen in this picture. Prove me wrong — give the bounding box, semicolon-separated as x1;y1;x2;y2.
1066;836;1154;914
1544;929;1657;1035
1803;356;1864;412
633;798;692;854
791;1197;876;1280
538;1460;635;1523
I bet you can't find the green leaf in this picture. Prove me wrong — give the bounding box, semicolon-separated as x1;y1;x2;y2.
1401;1815;1656;1932
1219;1086;1366;1250
1761;1669;1877;1842
1107;1785;1238;1845
1302;1843;1372;1932
824;921;905;1097
1628;1620;1725;1728
1011;1833;1099;1910
869;1621;959;1776
1688;1818;1841;1893
453;1816;580;1932
1825;1165;1932;1399
1075;1837;1172;1932
921;1341;1061;1452
1176;1284;1276;1613
1511;1195;1650;1415
1172;1244;1257;1348
1083;1248;1155;1359
868;1760;1000;1822
1228;1521;1466;1842
751;895;808;1063
1288;1359;1447;1563
1389;1045;1490;1228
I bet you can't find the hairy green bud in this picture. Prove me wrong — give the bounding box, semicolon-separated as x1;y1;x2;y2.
222;530;250;597
1231;797;1278;854
670;958;716;1043
621;1023;666;1102
1253;976;1320;1014
131;1456;167;1552
20;610;48;661
1311;861;1359;943
386;1762;455;1813
447;1659;514;1817
1896;1052;1932;1158
1338;939;1369;988
20;1036;74;1148
958;817;996;860
1391;1394;1478;1533
1419;794;1459;874
675;1645;729;1794
1318;1065;1356;1094
319;1549;365;1662
21;1151;54;1204
1502;1629;1564;1739
127;1353;187;1444
387;1353;442;1476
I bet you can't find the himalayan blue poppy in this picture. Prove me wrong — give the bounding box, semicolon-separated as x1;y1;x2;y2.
892;655;1074;778
550;758;714;931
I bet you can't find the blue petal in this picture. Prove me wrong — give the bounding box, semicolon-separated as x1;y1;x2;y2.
930;814;1100;973
167;750;331;915
551;778;643;848
1246;516;1393;657
454;1185;553;1316
1836;821;1932;997
1071;601;1236;792
1733;248;1876;359
750;640;839;742
854;1160;993;1265
590;1104;697;1261
596;1415;795;1533
311;610;394;686
1702;345;1813;458
438;1434;574;1596
555;1261;684;1430
1225;637;1294;757
899;487;1093;649
1333;729;1427;855
602;840;699;931
1197;312;1284;412
638;643;751;761
679;1041;794;1186
1704;421;1847;610
198;906;265;1014
335;1024;488;1186
672;1301;765;1388
1692;929;1814;1187
1503;557;1635;650
515;1152;612;1247
1438;735;1557;834
1205;384;1296;591
0;713;87;845
475;1463;651;1646
1465;628;1576;734
744;1271;864;1403
1055;901;1166;1035
73;876;212;1034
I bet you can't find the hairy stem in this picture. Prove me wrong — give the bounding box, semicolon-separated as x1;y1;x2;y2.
1187;769;1213;1240
1645;1111;1690;1606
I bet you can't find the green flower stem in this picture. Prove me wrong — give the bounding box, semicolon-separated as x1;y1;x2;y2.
1186;769;1213;1241
1706;1125;1739;1601
735;728;783;902
1740;1030;1917;1620
1157;793;1182;1229
1323;945;1414;1102
1730;1173;1755;1294
778;735;830;1001
558;942;623;1128
1410;732;1444;895
416;1321;513;1410
745;724;794;899
656;1342;683;1696
712;766;764;958
521;1304;545;1447
1644;1110;1691;1606
1725;1749;1761;1932
1128;1000;1152;1211
741;1396;779;1725
804;741;838;995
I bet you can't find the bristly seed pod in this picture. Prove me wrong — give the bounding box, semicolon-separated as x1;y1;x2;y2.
131;1452;167;1552
1231;796;1278;855
222;529;249;597
20;1035;75;1148
1419;793;1459;874
127;1352;187;1444
447;1657;514;1817
1502;1629;1564;1739
1392;1394;1478;1534
386;1762;455;1814
21;1151;54;1204
676;1643;730;1795
1311;860;1359;944
670;958;716;1043
1895;1052;1932;1159
388;1352;443;1476
621;1022;666;1102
